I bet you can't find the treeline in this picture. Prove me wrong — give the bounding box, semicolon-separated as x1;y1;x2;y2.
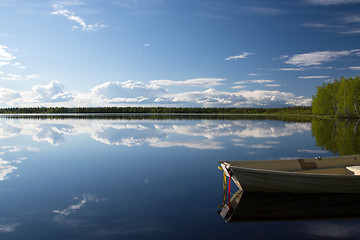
0;106;312;115
312;76;360;118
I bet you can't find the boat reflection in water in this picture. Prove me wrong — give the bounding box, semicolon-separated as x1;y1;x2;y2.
219;190;360;222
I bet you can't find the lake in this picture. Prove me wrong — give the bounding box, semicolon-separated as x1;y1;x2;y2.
0;114;359;239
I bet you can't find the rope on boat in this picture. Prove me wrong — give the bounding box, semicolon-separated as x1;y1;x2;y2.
218;166;227;207
218;165;232;208
228;175;231;207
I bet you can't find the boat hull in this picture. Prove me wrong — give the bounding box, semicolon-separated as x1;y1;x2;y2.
230;166;360;193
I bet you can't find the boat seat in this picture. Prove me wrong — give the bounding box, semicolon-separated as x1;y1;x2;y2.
346;166;360;175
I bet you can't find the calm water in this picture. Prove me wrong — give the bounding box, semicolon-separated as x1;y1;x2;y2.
0;115;359;239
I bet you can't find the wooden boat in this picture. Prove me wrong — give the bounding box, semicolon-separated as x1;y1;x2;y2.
219;190;360;222
219;155;360;193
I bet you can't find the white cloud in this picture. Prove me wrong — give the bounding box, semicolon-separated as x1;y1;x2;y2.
0;88;21;103
298;76;329;79
285;50;359;66
32;80;73;102
55;0;84;6
160;88;311;107
51;4;105;32
161;88;246;106
341;29;360;34
0;45;15;62
10;62;26;69
225;52;254;60
150;78;226;88
234;79;279;87
25;74;41;80
278;68;305;71
306;0;360;4
0;74;22;81
91;80;167;103
238;90;312;107
231;85;246;89
0;79;311;108
349;66;360;70
245;79;275;84
0;65;6;71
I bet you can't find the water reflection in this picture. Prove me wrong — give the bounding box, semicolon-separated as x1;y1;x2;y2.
0;119;312;148
53;194;103;228
312;119;360;155
0;219;20;233
0;116;359;239
220;190;360;222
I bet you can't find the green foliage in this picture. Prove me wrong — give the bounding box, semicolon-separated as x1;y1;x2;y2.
312;76;360;118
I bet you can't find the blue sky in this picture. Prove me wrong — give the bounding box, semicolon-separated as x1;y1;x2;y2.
0;0;360;108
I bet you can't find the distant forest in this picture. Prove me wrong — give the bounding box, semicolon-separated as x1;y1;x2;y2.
0;106;312;115
312;76;360;118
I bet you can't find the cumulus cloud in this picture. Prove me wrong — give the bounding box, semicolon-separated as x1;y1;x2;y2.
51;4;105;31
32;81;73;102
159;88;311;107
91;80;167;103
225;52;254;60
150;78;226;88
284;50;360;66
0;79;311;108
159;88;246;106
238;90;312;107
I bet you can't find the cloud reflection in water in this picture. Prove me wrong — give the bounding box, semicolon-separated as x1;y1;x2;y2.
0;118;312;181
